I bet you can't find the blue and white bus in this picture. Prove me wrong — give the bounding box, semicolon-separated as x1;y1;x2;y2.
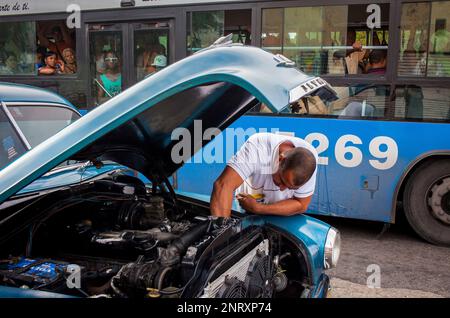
1;0;449;245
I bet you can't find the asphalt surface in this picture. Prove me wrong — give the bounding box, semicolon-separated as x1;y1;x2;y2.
315;212;450;298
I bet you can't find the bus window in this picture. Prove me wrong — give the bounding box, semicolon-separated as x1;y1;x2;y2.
428;2;450;77
261;4;389;76
187;9;251;54
399;1;450;77
0;20;76;76
134;22;169;82
330;85;390;118
89;24;123;105
0;22;36;75
399;2;431;76
37;21;76;75
271;85;389;118
261;9;283;55
395;86;450;121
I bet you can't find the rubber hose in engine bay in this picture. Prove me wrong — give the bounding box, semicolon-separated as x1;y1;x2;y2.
159;220;212;267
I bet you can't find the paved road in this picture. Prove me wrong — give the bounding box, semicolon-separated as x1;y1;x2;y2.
315;213;450;298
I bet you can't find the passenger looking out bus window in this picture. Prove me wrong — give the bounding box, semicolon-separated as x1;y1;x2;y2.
38;51;64;75
35;48;45;70
137;43;167;80
0;54;20;75
37;22;74;61
146;45;165;72
366;50;387;75
261;4;389;76
61;48;77;74
95;45;111;75
96;51;122;102
144;55;167;79
344;30;369;74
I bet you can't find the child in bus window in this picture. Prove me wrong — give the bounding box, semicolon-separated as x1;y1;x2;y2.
38;51;64;75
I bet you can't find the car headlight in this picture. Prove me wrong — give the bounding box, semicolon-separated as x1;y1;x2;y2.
324;227;341;269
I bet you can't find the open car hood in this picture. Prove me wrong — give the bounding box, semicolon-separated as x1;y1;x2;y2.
0;45;336;203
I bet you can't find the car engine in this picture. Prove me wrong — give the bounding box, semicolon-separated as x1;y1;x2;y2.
0;172;299;298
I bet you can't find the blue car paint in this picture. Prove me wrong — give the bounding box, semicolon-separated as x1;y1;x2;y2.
0;46;335;298
0;82;81;173
0;82;78;111
176;115;450;223
16;163;126;195
0;286;75;298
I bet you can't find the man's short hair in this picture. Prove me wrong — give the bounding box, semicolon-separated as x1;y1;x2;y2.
369;49;386;64
279;147;316;187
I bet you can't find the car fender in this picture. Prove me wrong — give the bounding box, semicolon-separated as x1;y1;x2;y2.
242;214;330;287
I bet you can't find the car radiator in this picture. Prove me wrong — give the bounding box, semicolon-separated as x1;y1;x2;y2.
200;239;269;298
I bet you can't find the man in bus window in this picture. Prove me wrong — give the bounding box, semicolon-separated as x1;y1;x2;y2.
366;49;387;75
210;132;318;218
38;51;64;75
344;30;369;74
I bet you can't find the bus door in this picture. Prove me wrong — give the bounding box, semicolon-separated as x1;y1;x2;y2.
131;21;172;83
87;20;173;107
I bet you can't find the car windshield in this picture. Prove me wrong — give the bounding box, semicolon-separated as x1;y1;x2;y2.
7;105;80;147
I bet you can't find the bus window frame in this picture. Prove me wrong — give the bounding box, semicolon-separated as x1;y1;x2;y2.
0;14;81;80
130;20;174;84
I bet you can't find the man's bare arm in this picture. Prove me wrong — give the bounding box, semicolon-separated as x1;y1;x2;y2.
210;166;243;217
238;195;312;216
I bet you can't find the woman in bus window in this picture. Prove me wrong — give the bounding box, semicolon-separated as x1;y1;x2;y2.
61;48;77;74
97;51;122;102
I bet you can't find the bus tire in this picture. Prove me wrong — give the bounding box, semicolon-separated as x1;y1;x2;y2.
404;159;450;246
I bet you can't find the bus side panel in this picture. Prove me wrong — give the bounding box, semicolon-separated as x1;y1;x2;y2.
176;116;450;223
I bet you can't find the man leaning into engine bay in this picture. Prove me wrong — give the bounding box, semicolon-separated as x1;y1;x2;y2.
210;132;318;218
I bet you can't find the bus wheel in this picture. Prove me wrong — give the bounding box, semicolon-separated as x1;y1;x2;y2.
404;159;450;246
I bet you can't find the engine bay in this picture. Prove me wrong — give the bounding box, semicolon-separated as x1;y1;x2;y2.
0;170;308;298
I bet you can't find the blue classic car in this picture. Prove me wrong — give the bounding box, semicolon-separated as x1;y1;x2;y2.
0;82;81;170
0;42;340;298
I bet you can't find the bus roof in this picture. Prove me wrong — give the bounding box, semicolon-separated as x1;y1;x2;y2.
0;82;75;109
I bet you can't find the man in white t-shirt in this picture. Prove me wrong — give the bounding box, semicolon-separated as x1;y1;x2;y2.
210;132;318;217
